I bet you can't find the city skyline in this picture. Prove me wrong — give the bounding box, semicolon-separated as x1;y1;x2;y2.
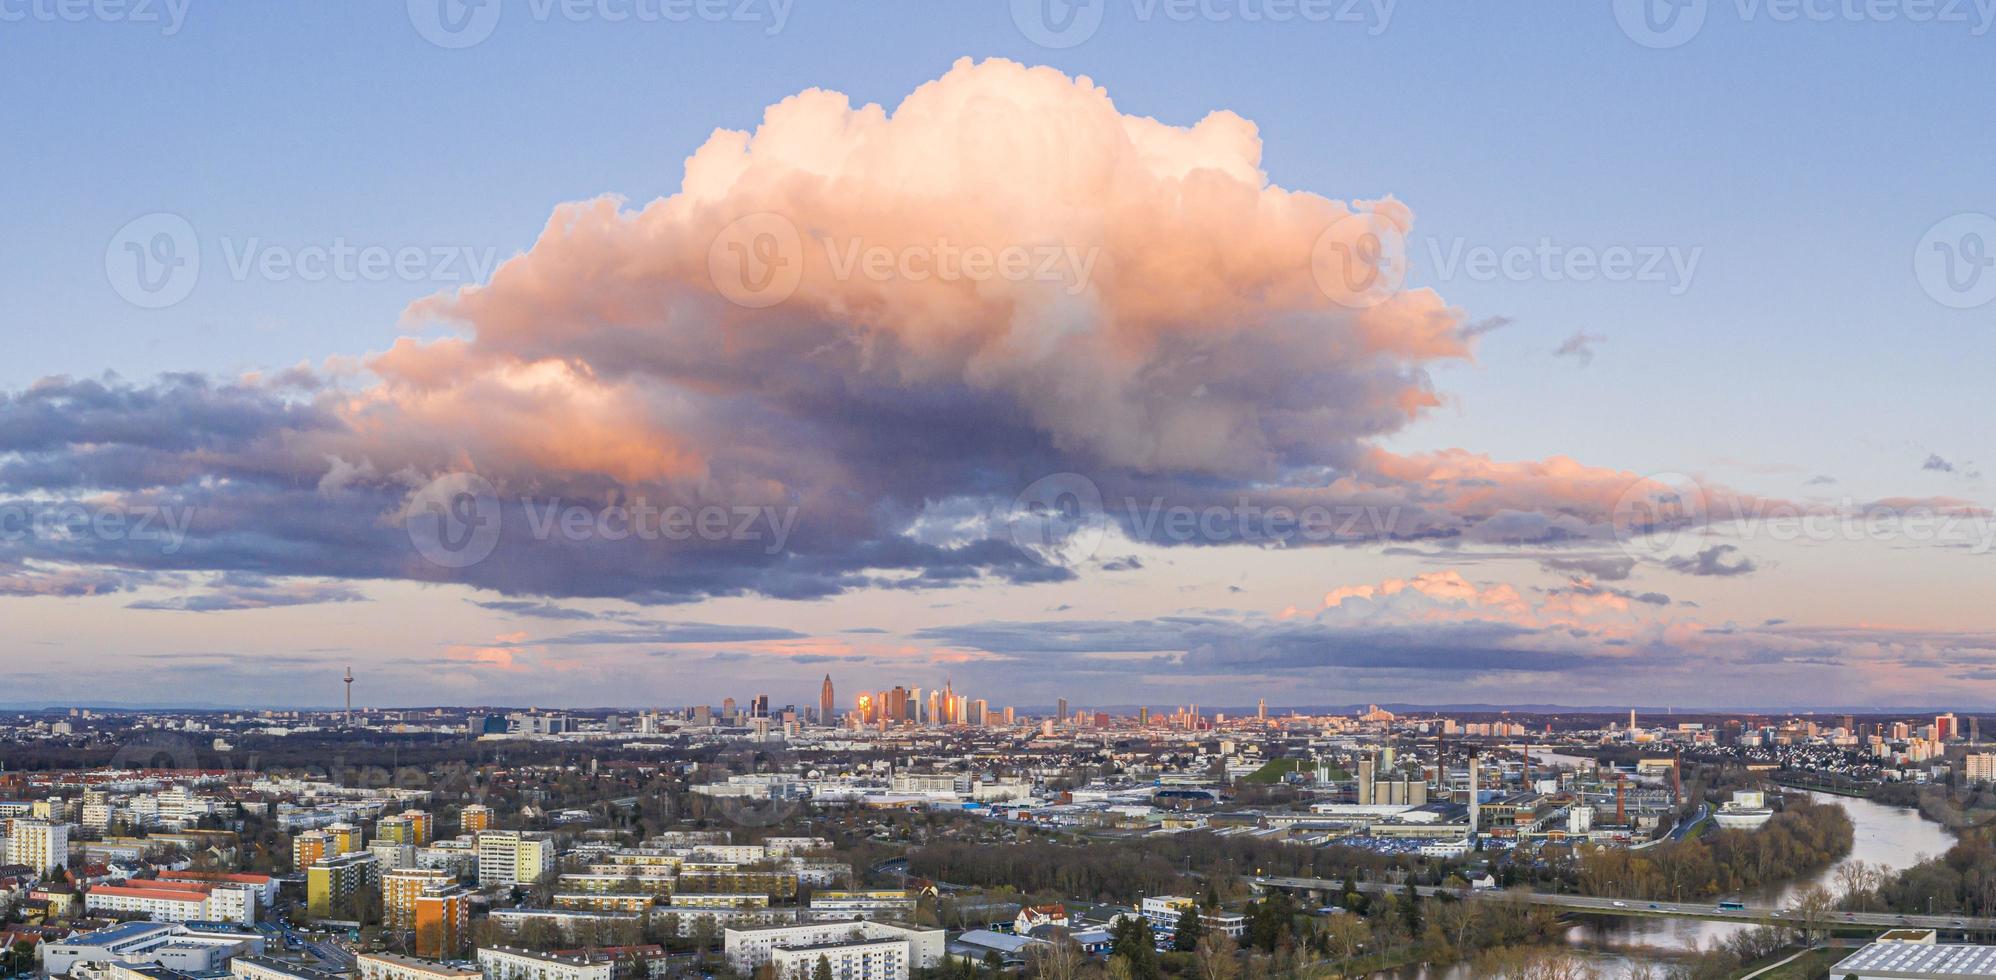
2;9;1992;710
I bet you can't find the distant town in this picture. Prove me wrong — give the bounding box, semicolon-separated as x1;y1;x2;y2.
0;680;1991;979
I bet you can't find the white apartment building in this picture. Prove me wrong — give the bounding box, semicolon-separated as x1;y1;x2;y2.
808;892;917;919
477;831;558;887
725;921;944;976
476;946;614;980
232;956;349;980
762;837;834;857
356;952;481;980
9;818;69;873
1967;752;1996;784
83;803;115;831
371;840;418;870
771;938;908;980
84;883;256;925
1137;897;1247;939
690;844;767;863
656;907;799;936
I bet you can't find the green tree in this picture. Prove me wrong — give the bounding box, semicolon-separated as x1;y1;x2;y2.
1172;905;1205;952
813;954;834;980
1245;892;1293;952
1109;916;1161;980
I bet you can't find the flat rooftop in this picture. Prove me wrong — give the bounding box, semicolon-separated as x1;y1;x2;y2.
1834;941;1996;978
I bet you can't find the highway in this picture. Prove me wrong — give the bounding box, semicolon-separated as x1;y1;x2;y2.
1250;876;1996;933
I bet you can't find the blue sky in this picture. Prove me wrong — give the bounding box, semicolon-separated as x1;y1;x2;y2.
0;2;1991;709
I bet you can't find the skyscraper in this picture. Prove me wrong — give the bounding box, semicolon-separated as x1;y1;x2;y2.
820;674;835;725
1056;698;1067;726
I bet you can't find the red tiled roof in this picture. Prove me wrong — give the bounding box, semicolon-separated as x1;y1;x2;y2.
87;884;209;903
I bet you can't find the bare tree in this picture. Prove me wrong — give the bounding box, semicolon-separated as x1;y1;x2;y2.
1195;932;1240;980
1320;914;1369;964
1029;931;1085;980
1792;883;1836;943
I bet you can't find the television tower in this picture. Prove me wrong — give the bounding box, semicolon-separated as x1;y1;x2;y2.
343;666;354;727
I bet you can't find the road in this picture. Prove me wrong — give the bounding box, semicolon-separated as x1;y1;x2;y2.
1668;803;1710;841
1251;876;1996;933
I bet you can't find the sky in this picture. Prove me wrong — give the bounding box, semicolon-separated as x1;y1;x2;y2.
0;1;1992;711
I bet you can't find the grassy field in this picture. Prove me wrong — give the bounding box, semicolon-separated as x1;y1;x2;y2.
1244;758;1318;784
1743;946;1844;979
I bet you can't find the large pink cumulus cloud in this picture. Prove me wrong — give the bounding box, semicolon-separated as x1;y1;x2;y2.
0;59;1869;603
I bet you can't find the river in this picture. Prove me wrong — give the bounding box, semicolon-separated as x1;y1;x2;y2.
1374;786;1955;978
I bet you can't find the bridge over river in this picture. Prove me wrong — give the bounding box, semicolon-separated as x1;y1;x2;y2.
1249;876;1996;934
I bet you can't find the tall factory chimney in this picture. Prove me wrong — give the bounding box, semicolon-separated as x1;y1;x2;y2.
1467;752;1481;837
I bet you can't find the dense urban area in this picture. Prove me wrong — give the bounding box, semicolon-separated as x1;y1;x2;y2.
1;686;1995;980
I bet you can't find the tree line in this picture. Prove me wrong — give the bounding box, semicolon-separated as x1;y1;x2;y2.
1570;797;1852;901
